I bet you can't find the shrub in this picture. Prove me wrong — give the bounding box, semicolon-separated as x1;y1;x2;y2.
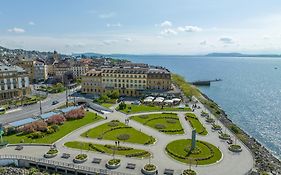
46;127;55;134
108;121;119;127
29;131;44;139
51;125;60;132
65;108;85;120
47;114;66;125
108;159;120;165
118;102;126;110
75;154;87;160
144;164;156;171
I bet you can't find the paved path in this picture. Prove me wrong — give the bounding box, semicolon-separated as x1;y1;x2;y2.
0;100;254;175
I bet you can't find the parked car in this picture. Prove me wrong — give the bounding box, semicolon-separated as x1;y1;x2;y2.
52;100;59;105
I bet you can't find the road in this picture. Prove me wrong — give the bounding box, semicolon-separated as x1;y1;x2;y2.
0;87;79;124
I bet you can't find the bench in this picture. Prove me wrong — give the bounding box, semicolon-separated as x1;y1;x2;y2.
126;163;136;169
61;153;70;159
92;158;102;164
164;168;174;175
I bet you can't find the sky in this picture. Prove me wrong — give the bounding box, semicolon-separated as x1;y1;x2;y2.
1;0;281;55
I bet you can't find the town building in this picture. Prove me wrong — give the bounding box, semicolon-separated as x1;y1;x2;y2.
81;64;172;97
15;58;47;83
0;62;31;105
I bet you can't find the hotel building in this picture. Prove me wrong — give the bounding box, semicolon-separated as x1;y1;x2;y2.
0;63;31;104
81;64;172;97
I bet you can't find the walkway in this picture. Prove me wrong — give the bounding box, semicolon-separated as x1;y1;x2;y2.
0;100;254;175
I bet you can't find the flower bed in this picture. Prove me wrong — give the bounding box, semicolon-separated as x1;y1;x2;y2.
205;117;215;123
106;159;121;169
141;164;157;175
182;169;197;175
73;154;88;163
228;144;242;152
44;148;58;158
219;133;231;140
211;124;222;131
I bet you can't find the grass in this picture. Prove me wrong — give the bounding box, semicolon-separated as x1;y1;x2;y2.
3;112;103;144
81;120;155;145
185;113;208;135
101;103;115;108
130;113;184;135
166;139;222;165
118;104;191;114
65;141;151;158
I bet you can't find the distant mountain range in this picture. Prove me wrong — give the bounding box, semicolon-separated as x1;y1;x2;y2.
73;52;281;58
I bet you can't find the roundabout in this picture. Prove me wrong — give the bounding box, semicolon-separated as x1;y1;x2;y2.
165;139;222;165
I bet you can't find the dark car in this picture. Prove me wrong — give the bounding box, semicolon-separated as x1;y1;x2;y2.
52;100;59;105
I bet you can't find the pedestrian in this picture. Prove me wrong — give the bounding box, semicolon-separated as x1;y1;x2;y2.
156;170;158;174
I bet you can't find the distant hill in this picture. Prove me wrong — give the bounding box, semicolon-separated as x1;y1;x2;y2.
206;52;281;57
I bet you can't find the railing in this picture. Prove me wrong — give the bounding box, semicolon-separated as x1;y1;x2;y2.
0;154;134;175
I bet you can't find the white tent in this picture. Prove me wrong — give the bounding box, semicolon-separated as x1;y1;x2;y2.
172;98;181;102
154;97;164;103
164;99;173;104
144;98;153;103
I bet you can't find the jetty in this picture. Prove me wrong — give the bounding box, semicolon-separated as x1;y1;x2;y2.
191;79;222;86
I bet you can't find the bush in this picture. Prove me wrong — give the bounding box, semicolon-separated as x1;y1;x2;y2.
65;108;85;120
108;121;119;127
75;154;87;160
118;102;127;110
144;164;156;171
108;159;120;165
33;120;48;132
29;131;44;139
47;114;66;125
46;127;55;134
51;125;60;132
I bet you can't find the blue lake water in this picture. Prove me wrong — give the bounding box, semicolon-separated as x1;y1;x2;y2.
120;55;281;159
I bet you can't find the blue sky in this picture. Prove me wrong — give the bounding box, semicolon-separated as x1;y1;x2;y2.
1;0;281;54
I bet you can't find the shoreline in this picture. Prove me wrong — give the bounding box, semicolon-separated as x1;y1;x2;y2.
172;74;281;175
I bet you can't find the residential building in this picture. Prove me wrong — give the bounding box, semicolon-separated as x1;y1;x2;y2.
81;65;172;97
16;58;47;83
0;63;31;105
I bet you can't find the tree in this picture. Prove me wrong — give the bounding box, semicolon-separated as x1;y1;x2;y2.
47;114;66;125
118;102;127;110
64;108;85;120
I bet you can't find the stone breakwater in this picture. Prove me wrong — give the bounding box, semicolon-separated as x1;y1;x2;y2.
200;93;281;175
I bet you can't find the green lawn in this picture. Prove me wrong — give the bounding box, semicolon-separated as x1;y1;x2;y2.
166;139;222;165
118;104;191;114
3;112;103;144
101;103;115;108
185;113;208;135
65;141;151;158
130;113;184;135
81;120;155;145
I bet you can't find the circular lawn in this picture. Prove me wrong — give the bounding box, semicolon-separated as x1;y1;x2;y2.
166;139;222;165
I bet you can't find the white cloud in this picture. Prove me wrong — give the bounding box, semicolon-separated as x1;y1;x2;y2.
102;40;118;45
99;12;116;19
200;40;207;45
106;23;122;27
160;28;177;36
219;37;235;44
178;26;202;32
160;21;172;27
7;27;25;33
125;38;132;42
28;21;35;25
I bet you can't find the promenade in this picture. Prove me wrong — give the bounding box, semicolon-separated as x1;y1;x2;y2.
0;99;254;175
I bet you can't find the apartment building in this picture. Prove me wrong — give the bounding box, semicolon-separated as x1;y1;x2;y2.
0;63;31;104
81;65;172;97
16;59;47;83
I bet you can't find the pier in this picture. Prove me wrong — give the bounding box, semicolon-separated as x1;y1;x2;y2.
191;79;222;86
